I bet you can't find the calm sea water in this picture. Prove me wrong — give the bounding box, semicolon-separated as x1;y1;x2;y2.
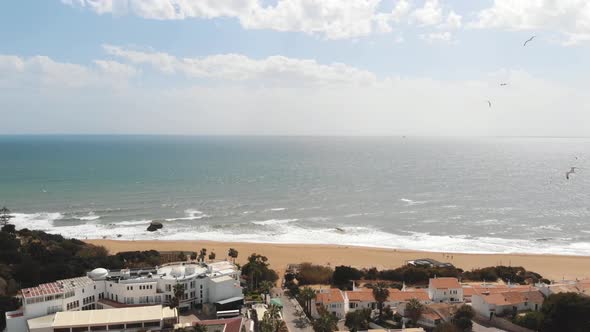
1;135;589;255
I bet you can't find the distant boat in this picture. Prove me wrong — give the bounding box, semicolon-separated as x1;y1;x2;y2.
335;227;345;233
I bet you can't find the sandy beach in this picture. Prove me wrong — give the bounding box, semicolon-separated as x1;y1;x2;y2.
85;240;590;282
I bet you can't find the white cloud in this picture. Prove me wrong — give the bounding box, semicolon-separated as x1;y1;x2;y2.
473;0;590;45
102;44;377;85
3;48;590;136
412;0;443;26
0;54;137;89
62;0;463;40
374;0;412;33
441;10;461;30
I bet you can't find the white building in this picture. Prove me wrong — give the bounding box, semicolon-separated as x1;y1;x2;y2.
312;288;431;319
26;305;176;332
427;278;463;303
471;290;544;319
6;261;243;332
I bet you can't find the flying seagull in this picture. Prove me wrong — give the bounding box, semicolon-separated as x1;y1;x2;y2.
487;100;492;108
500;83;508;86
566;167;577;180
524;36;536;46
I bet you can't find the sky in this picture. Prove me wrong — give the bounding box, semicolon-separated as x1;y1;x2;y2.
1;0;590;136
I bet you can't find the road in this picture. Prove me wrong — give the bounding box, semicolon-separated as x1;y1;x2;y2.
278;294;313;332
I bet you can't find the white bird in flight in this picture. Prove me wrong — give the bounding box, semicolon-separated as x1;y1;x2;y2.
566;167;577;180
487;100;492;108
524;36;536;46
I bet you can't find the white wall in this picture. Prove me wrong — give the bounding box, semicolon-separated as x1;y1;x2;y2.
428;288;463;303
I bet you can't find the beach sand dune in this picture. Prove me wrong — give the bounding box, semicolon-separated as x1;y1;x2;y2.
86;239;590;282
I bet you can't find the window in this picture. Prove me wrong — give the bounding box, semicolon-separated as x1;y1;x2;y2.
72;327;89;332
55;329;70;332
166;284;172;292
47;305;61;314
107;324;124;330
144;321;160;327
126;322;142;328
90;326;107;331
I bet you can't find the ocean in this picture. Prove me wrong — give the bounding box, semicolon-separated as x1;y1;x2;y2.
1;135;589;255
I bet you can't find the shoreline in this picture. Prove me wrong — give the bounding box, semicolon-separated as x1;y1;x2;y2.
85;239;590;281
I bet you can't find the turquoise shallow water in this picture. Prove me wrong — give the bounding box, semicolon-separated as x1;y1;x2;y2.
1;135;590;254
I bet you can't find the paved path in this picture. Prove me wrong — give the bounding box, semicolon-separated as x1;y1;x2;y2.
278;294;313;332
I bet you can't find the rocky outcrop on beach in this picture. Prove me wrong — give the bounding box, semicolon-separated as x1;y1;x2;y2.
147;220;163;232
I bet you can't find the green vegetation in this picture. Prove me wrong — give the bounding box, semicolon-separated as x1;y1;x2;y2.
258;304;288;332
333;265;363;289
331;265;461;286
452;305;474;331
194;323;208;332
372;282;389;321
513;311;543;331
462;266;544;284
509;293;590;332
539;293;590;332
312;307;338;332
298;287;316;317
169;283;185;323
331;264;544;287
241;254;279;291
297;263;333;285
345;308;372;332
405;298;424;326
228;248;239;263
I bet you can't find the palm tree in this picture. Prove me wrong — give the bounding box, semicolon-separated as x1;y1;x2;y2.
0;206;13;227
299;287;316;317
372;282;390;321
199;248;207;262
312;307;338;332
259;304;284;332
169;283;186;323
405;298;424;325
194;323;208;332
228;248;239;263
345;308;372;332
260;280;274;297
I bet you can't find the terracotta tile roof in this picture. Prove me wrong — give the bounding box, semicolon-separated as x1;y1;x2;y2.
316;289;344;304
21;277;93;299
429;278;461;289
199;317;243;332
346;289;374;302
388;291;430;302
420;312;441;321
481;290;544;306
463;285;509;296
346;288;429;303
